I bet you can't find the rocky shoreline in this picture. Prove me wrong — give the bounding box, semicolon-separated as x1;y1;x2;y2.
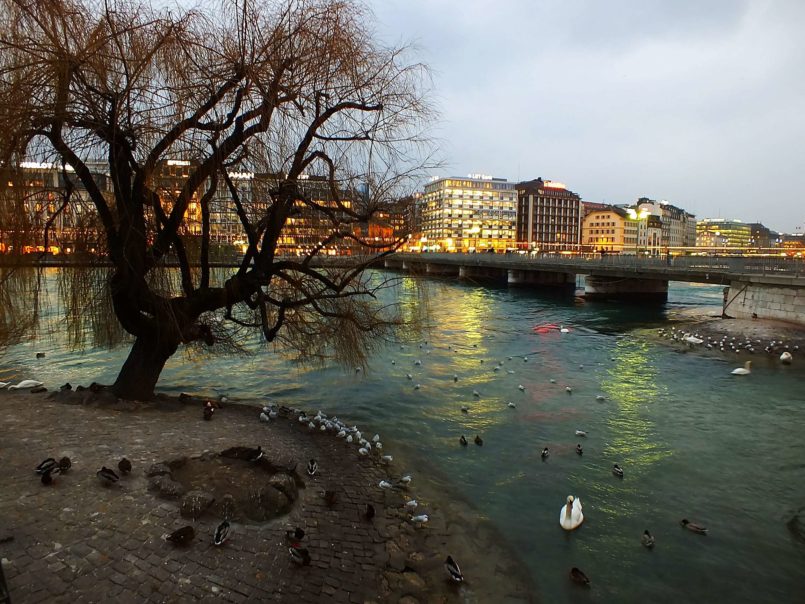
0;387;537;603
648;306;805;363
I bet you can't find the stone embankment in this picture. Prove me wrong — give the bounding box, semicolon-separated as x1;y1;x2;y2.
0;388;537;603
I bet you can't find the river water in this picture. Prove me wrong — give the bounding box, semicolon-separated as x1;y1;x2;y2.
2;271;805;603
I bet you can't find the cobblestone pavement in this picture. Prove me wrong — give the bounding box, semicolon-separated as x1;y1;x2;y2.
0;390;413;603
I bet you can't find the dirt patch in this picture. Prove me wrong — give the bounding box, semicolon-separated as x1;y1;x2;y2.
150;449;302;524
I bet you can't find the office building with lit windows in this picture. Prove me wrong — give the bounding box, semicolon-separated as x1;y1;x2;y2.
515;178;582;251
695;218;752;248
418;175;517;252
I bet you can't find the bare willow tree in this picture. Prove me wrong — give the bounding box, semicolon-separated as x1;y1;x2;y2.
0;0;433;399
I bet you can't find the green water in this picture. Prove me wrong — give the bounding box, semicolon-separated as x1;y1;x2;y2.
2;273;804;603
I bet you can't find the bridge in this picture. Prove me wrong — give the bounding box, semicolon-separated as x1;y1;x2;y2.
385;252;805;325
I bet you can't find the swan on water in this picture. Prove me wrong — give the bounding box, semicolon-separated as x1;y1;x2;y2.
780;351;793;365
8;380;43;390
731;361;751;375
560;325;570;333
560;495;584;530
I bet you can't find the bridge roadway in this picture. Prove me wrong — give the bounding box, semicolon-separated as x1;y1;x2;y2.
389;252;805;287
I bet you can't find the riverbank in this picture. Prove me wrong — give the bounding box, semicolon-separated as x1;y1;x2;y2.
0;388;536;603
650;306;805;361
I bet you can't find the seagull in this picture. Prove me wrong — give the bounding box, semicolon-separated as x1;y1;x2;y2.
518;384;525;391
398;475;412;485
507;402;516;408
414;384;421;390
259;412;270;423
213;520;230;546
565;386;573;393
472;390;480;398
379;480;393;489
575;430;587;437
596;395;605;401
405;499;418;510
406;373;413;380
381;455;393;463
410;514;429;526
414;360;422;366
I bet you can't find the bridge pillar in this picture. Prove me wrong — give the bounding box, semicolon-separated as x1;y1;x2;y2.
724;280;805;323
507;270;575;289
584;275;668;302
425;263;459;276
458;265;507;282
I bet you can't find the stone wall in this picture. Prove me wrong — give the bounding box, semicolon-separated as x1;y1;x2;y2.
726;280;805;325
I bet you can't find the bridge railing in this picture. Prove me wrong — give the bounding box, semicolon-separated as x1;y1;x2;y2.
400;252;805;277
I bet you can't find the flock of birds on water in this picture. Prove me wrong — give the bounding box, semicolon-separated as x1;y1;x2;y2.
8;321;799;590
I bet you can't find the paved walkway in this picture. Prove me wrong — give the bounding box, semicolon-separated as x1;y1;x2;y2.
0;390;417;603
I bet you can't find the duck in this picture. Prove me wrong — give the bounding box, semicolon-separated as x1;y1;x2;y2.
97;466;120;485
453;374;458;382
731;361;752;375
162;526;195;546
596;395;605;401
472;390;480;398
213;520;230;546
612;463;624;478
576;444;583;456
474;435;483;446
569;567;590;586
406;373;413;380
247;446;263;462
35;457;57;475
460;405;469;413
8;380;44;390
560;495;584;530
364;504;376;521
117;458;132;475
444;555;464;582
680;519;708;535
41;468;55;486
203;401;214;420
57;457;71;473
575;429;587;437
459;435;468;446
541;447;549;460
507;401;516;408
780;351;793;365
289;545;311;565
641;529;655;548
307;459;318;476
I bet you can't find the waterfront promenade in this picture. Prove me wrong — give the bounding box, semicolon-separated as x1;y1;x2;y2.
0;389;489;604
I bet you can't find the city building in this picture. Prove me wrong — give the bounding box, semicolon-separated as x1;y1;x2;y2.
581;206;635;253
696;218;752;249
635;197;696;249
516;178;582;251
418;175;517;252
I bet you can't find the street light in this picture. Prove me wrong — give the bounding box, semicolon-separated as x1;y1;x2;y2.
626;207;650;254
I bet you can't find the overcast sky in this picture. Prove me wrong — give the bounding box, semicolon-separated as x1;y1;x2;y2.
369;0;805;233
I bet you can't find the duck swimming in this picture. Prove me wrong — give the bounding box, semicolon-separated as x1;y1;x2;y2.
459;435;468;446
444;555;464;582
612;463;624;478
569;567;590;586
474;435;483;446
541;447;549;460
641;529;655;548
681;519;708;535
576;444;583;456
780;351;793;365
560;495;584;530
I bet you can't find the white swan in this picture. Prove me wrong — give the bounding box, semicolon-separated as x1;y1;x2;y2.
8;380;43;390
683;335;703;345
560;495;584;531
731;361;752;375
780;351;793;365
0;382;10;389
560;325;570;333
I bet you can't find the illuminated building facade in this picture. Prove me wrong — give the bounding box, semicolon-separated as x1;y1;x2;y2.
516;178;582;250
582;206;635;252
635;197;696;248
696;219;752;248
419;175;516;252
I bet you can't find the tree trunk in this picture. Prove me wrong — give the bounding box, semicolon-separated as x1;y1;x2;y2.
112;332;179;400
